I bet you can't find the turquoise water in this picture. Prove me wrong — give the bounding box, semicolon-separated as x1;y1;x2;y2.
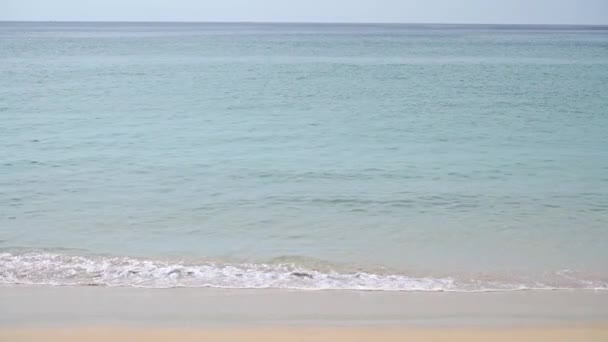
1;22;608;290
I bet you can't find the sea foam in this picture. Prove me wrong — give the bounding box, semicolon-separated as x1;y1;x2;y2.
1;252;606;291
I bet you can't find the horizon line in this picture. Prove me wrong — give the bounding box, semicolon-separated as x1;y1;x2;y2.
2;20;608;27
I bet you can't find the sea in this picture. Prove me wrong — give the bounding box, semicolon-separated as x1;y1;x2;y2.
1;22;607;291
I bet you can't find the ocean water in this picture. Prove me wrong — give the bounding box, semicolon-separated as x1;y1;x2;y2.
1;22;608;291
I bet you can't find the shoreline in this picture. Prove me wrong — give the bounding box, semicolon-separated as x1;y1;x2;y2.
3;286;607;341
2;285;607;328
2;250;606;292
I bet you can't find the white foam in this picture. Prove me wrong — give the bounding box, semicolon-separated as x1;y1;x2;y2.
1;252;606;291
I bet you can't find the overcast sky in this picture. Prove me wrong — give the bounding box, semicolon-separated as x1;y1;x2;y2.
3;0;608;25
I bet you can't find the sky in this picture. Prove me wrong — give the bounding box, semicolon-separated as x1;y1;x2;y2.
2;0;608;25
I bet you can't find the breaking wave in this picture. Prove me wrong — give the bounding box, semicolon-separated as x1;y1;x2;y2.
1;251;606;292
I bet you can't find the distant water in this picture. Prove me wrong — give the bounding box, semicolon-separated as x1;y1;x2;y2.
1;22;608;291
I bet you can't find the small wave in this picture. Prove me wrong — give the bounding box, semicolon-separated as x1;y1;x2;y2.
0;252;606;291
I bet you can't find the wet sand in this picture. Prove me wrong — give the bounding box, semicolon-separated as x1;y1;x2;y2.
1;286;607;341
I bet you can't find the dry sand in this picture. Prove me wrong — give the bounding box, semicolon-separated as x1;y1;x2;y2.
1;327;608;342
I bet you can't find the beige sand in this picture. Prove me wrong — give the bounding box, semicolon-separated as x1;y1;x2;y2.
3;286;608;327
1;327;608;342
2;287;608;341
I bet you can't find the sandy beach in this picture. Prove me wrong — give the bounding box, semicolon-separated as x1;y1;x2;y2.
2;326;607;342
1;286;607;341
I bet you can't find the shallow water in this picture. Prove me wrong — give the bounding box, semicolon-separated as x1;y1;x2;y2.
1;22;608;290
